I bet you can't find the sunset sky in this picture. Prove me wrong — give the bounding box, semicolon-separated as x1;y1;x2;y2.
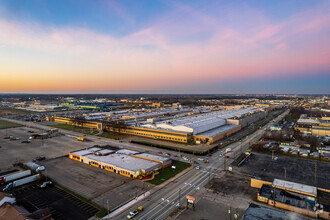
0;0;329;94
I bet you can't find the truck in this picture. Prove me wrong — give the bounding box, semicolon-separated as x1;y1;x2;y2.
77;137;87;142
0;170;31;184
3;174;39;191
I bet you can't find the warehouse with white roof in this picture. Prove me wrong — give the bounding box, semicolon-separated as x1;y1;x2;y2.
69;148;170;178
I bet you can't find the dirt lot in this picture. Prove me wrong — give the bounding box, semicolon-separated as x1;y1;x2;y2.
40;157;153;210
174;172;257;220
237;152;330;189
0;126;91;169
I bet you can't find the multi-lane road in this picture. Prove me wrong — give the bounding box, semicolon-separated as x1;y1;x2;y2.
1;109;288;220
112;109;289;220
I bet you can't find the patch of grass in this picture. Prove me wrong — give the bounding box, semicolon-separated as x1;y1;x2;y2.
0;107;36;115
146;161;191;185
53;182;108;218
97;131;127;140
50;123;99;135
131;140;217;155
0;120;22;129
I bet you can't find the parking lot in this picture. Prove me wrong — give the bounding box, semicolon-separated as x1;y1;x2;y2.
0;126;91;169
39;157;153;210
175;172;255;220
237;152;330;189
12;184;99;220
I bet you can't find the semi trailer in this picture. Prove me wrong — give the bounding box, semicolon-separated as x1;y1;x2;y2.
3;174;40;191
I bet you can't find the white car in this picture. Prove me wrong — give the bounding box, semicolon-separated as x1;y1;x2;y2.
127;211;139;219
40;181;52;188
36;166;45;172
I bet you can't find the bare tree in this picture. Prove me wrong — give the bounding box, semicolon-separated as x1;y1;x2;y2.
70;116;87;127
103;119;127;133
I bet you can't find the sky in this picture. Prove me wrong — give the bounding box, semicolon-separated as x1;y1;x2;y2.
0;0;329;94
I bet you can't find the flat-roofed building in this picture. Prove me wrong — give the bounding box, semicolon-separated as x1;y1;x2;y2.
133;153;172;168
69;148;168;178
273;179;317;197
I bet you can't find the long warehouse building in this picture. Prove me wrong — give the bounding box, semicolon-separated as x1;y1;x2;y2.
69;148;171;178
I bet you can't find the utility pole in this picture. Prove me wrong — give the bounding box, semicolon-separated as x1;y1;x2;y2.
314;162;317;186
284;168;286;180
271;150;275;160
106;200;109;216
224;158;227;172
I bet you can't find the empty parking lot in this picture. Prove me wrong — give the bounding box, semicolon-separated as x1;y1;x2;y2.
0;126;91;169
237;152;330;189
40;157;153;210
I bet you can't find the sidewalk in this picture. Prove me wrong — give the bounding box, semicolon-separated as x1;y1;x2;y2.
103;191;151;219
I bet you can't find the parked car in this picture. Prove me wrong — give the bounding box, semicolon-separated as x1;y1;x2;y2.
36;166;45;172
21;140;31;143
40;181;52;188
35;156;46;161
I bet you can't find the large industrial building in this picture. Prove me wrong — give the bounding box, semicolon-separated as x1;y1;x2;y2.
49;105;269;144
69;147;171;178
294;114;330;136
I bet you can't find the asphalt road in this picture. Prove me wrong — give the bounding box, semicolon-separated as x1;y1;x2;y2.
112;109;289;220
1;109;289;220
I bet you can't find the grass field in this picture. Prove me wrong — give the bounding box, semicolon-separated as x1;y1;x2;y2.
146;161;191;185
0;107;36;115
131;140;218;156
50;123;99;135
0;120;22;129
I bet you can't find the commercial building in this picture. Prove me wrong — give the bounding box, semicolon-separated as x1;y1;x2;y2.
295;114;330;136
251;177;330;219
69;148;171;178
132;153;172;168
49;105;269;144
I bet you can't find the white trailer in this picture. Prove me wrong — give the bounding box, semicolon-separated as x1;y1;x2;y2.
3;174;39;191
0;170;31;184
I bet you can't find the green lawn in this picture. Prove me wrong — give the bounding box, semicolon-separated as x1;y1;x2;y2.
146;161;191;185
97;132;127;140
0;120;22;129
50;123;99;135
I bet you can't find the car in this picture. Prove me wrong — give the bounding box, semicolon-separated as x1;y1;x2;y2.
21;140;31;143
28;131;34;133
40;181;52;188
36;156;46;161
173;155;178;157
36;166;45;172
196;166;200;170
127;211;139;219
158;152;163;154
3;136;10;139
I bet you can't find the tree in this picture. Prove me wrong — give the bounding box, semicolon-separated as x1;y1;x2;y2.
70;116;87;127
103;119;127;133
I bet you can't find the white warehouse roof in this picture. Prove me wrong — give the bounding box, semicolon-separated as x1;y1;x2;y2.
273;179;317;196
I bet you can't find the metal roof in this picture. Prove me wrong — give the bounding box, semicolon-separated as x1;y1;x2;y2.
71;147;102;156
85;153;161;172
273;179;317;196
134;153;171;163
